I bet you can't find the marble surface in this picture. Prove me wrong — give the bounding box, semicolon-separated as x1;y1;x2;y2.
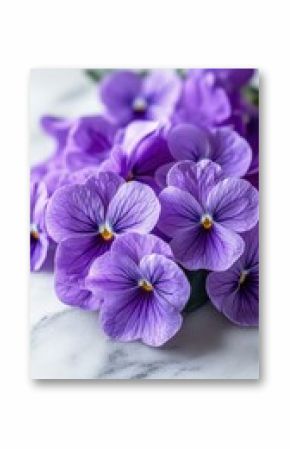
30;69;259;380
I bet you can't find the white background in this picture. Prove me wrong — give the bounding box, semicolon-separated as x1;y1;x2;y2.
0;0;288;447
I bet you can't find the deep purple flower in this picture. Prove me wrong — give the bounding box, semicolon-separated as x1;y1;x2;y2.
101;121;173;190
225;95;259;188
155;123;253;188
206;225;259;326
244;112;259;189
158;160;259;271
245;171;259;190
46;172;160;309
87;233;190;346
244;112;259;175
199;69;254;92
224;87;259;188
100;70;181;126
189;70;255;135
30;181;49;271
64;115;116;171
167;123;252;178
175;70;231;127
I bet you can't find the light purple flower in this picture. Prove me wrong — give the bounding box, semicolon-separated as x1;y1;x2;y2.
41;115;73;155
101;121;173;190
175;70;231;127
45;172;161;309
167;123;252;178
30;181;49;271
35;116;116;197
31;116;74;191
100;70;181;126
199;69;254;92
64;115;116;170
87;233;190;346
158;160;259;271
206;225;259;326
42;166;103;197
30;160;51;186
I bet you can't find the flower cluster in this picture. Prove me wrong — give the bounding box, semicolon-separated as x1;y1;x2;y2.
30;69;259;347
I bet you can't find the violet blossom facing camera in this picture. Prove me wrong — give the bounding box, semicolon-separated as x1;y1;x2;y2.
158;160;258;271
87;233;190;346
100;70;182;126
45;172;160;309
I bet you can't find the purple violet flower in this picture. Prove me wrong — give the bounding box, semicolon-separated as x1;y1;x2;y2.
42;166;103;197
31;116;74;192
244;112;259;186
45;172;160;309
30;181;49;271
32;116;117;196
167;123;252;178
101;121;173;190
175;70;231;127
247;125;259;174
41;115;74;155
199;69;254;92
206;225;259;326
100;70;182;126
87;233;190;346
64;115;116;171
155;123;253;188
158;160;259;271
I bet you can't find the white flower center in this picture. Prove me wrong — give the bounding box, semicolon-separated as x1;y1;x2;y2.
132;97;147;112
201;214;213;230
99;224;114;241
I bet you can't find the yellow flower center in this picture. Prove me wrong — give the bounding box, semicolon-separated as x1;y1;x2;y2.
100;226;114;241
138;279;154;293
201;215;213;230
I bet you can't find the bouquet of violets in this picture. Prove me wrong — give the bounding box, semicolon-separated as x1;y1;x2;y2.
30;69;259;347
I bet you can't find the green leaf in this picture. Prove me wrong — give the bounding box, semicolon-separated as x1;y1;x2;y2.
84;69;111;82
84;68;150;83
243;86;259;107
176;68;187;78
183;269;209;314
